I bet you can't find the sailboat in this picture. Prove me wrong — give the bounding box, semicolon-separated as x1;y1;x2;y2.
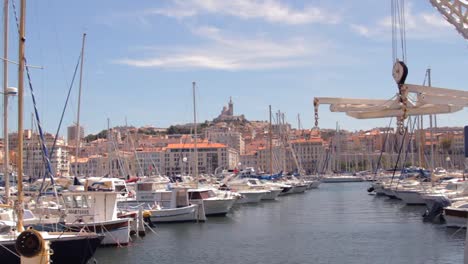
0;1;103;263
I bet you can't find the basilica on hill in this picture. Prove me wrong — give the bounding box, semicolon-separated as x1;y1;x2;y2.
213;97;246;123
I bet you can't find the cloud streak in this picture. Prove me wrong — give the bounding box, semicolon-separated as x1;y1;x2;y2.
114;26;330;71
350;4;453;40
145;0;340;25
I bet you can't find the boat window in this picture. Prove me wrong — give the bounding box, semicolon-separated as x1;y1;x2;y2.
115;185;128;195
200;191;210;199
189;192;202;200
176;190;188;207
138;183;152;191
23;210;35;220
72;195;89;208
63;196;73;208
161;192;172;201
248;180;257;185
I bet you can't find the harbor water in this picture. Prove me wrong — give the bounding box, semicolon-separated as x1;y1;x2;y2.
95;182;465;264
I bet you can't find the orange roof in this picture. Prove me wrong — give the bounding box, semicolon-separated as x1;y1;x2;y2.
166;142;227;149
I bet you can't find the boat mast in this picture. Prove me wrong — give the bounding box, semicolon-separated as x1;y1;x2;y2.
74;33;86;177
269;105;273;174
192;82;198;188
16;0;25;232
418;115;425;168
3;0;9;203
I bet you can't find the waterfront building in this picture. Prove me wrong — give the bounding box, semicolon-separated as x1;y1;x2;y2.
135;148;164;176
207;128;245;154
164;142;239;175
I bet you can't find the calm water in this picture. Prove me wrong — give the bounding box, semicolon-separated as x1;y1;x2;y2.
94;183;465;264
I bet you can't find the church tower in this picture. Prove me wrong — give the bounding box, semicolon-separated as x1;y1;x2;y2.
228;96;234;116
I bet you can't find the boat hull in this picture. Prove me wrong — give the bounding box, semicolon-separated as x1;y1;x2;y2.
236;191;266;204
261;189;282;200
65;219;131;246
0;234;103;264
395;191;425;205
147;204;200;223
444;208;468;228
291;185;307;194
321;176;364;183
204;198;236;216
308;181;321;189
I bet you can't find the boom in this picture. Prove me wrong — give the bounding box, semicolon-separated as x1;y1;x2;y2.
430;0;468;39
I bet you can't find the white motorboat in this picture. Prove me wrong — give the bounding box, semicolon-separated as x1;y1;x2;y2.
394;189;426;205
188;188;237;216
444;200;468;228
120;180;206;223
62;191;132;246
321;175;364;183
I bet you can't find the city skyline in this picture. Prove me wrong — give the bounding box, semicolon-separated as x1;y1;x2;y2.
0;1;466;137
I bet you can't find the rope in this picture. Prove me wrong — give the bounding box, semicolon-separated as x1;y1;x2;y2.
0;239;20;259
49;53;82;162
373;117;394;180
11;1;57;200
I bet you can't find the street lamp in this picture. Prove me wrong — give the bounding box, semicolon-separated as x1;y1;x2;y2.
182;156;188;175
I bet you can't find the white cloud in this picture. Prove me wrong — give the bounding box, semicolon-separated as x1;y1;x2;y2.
350;4;454;40
146;0;340;25
114;26;329;71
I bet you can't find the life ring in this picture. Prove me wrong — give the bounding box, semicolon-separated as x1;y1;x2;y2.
15;228;44;258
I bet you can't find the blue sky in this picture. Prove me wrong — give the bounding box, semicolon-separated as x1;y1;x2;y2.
2;0;467;136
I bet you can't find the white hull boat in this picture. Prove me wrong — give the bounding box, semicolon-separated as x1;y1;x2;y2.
146;204;202;223
308;180;321;189
261;189;282;200
203;198;237;216
395;190;425;205
321;176;364;183
291;185;308;193
65;218;131;246
236;191;267;204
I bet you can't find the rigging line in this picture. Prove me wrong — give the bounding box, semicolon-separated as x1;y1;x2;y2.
390;115;417;186
389;119;409;185
373;117;394;179
49;53;82;161
11;1;58;200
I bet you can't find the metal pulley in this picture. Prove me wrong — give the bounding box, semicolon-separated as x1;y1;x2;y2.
393;60;409;134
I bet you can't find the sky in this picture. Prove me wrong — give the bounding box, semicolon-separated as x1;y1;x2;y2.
1;0;467;137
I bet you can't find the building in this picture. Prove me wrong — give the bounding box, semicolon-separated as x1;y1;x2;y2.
135;148;164;176
291;138;325;174
69;151;135;177
163;142;239;175
207;129;245;154
67;125;84;146
20;132;70;178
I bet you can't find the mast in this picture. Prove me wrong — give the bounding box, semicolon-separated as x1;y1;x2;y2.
3;0;9;203
74;33;86;177
269;105;273;174
107;118;111;176
16;0;25;232
192;82;198;187
418;115;425;168
428;68;435;171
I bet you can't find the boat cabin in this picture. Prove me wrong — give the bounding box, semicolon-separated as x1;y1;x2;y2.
62;191;119;223
84;177;129;201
